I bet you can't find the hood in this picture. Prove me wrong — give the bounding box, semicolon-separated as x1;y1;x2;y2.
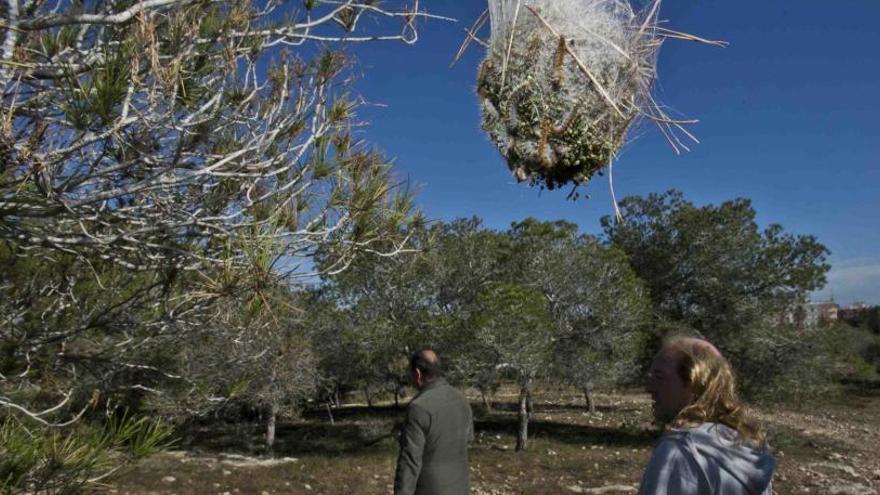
668;422;775;495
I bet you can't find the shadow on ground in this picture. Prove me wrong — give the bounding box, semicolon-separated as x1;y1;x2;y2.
476;415;656;448
487;401;643;414
177;400;656;457
179;419;398;457
840;378;880;398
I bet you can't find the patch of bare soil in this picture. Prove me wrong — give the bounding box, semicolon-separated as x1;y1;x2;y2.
755;392;880;495
110;389;880;495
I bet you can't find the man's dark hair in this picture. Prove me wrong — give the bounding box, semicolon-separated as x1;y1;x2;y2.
410;349;443;380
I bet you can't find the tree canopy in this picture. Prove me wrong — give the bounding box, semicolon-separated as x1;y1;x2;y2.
602;190;829;340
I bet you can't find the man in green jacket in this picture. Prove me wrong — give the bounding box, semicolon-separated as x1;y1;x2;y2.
394;349;474;495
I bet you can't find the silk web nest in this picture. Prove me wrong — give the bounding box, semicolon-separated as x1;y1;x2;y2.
463;0;724;191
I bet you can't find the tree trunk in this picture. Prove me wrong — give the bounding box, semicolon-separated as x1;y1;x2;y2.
583;387;596;414
333;386;341;408
515;385;529;452
394;385;401;409
266;403;278;451
364;387;373;408
526;390;534;414
480;390;492;413
325;402;335;425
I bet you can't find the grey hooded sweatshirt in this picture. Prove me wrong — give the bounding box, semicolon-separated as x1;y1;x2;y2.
638;422;775;495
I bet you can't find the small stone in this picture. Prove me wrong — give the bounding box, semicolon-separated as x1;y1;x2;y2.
162;476;176;484
304;484;312;491
566;486;585;493
222;470;232;476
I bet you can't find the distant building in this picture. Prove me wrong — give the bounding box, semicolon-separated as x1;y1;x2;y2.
803;301;839;328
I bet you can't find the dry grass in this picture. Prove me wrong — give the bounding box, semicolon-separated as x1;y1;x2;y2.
110;386;880;495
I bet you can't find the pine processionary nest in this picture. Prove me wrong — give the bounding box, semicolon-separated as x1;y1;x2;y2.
472;0;724;191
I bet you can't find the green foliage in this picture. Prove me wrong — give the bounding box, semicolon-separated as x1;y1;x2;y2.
471;282;556;383
169;280;321;434
3;0;421;435
841;307;880;335
603;190;829;337
61;42;133;129
3;0;427;488
505;218;650;392
106;412;176;459
0;414;173;494
603;190;831;398
316;216;649;402
739;323;880;403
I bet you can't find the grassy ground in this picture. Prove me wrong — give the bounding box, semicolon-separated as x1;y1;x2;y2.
111;387;880;495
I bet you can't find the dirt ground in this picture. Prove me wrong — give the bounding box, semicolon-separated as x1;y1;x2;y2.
111;387;880;495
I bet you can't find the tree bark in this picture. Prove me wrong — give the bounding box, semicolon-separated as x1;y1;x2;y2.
266;403;278;451
325;402;335;425
583;387;596;414
515;385;529;452
480;389;492;413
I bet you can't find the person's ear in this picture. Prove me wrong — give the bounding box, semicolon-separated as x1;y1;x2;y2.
414;368;423;383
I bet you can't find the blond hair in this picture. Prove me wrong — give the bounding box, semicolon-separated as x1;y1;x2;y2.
666;337;766;446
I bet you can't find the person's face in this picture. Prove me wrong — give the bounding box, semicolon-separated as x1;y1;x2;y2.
645;346;693;424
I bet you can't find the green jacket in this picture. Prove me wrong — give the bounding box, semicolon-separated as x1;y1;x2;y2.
393;378;474;495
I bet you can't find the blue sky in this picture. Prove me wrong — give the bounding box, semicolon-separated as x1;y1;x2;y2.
344;1;879;305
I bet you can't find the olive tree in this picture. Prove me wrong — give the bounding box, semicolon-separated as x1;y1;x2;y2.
173;288;320;451
470;282;555;452
506;219;649;411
